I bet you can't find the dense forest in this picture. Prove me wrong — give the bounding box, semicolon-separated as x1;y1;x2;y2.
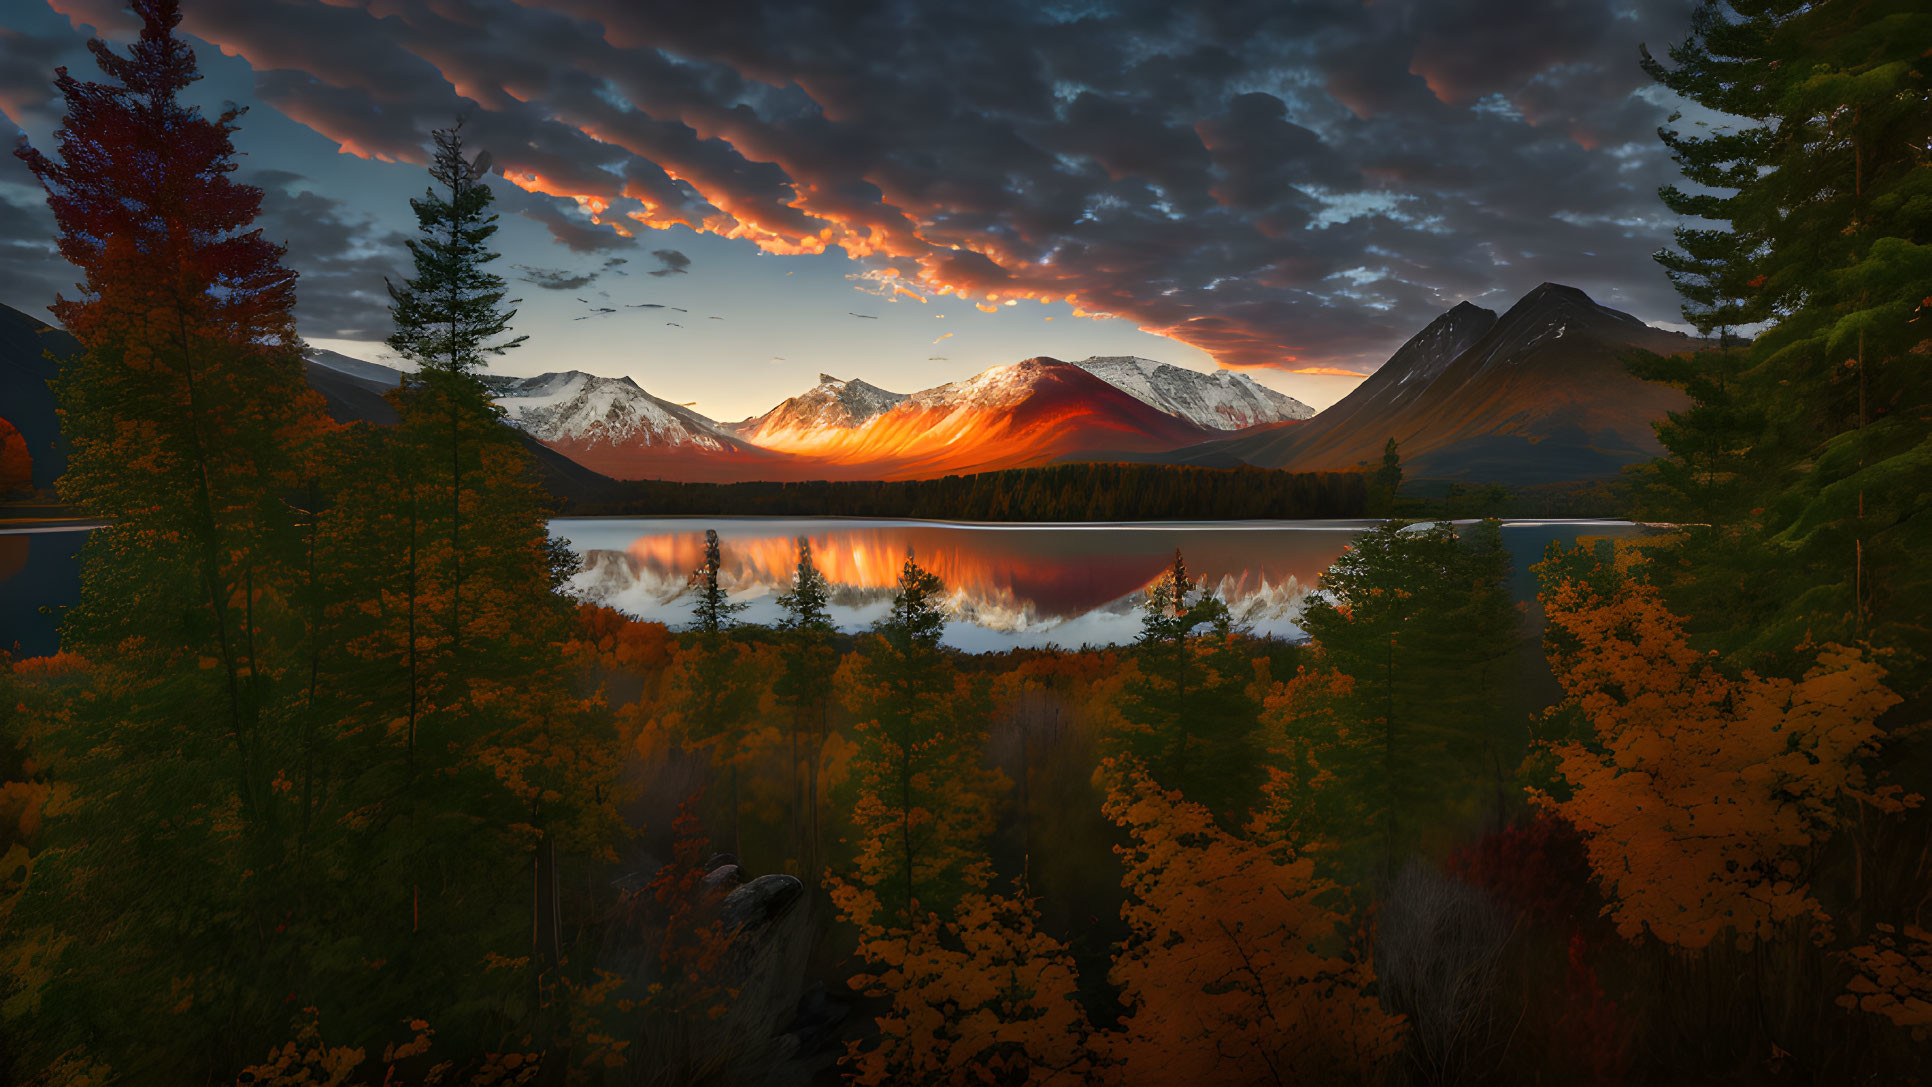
1;2;1929;1085
569;463;1367;522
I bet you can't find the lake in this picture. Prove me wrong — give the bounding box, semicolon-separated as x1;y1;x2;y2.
551;517;1660;652
1;518;1660;657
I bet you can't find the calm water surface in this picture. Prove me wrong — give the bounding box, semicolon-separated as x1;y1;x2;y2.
551;517;1659;651
0;518;1660;657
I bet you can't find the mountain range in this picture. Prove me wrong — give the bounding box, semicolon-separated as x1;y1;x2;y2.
1190;283;1694;483
0;282;1691;497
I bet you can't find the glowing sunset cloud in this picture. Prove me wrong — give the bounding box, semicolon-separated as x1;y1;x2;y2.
22;0;1698;389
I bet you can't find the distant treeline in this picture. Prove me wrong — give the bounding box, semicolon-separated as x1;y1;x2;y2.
570;462;1367;520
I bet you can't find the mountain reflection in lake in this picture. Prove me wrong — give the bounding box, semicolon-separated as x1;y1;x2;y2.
550;518;1659;651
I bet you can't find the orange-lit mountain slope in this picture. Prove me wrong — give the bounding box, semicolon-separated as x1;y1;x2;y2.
765;357;1220;480
508;357;1219;482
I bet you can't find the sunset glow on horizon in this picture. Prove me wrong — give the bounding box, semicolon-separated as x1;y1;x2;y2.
2;0;1706;419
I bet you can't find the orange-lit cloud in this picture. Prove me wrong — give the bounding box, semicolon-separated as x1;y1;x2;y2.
120;0;1691;379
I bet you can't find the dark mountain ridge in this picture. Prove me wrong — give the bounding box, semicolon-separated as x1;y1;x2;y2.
1;303;614;507
1189;283;1693;484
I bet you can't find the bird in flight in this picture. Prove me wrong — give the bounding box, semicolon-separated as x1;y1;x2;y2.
666;322;683;327
849;312;878;319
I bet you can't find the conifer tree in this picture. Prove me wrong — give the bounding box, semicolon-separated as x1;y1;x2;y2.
1368;437;1403;515
681;528;752;855
688;528;747;636
1109;550;1264;819
1634;0;1932;686
384;119;526;659
775;536;837;877
1295;521;1520;878
6;2;336;1075
838;552;1003;925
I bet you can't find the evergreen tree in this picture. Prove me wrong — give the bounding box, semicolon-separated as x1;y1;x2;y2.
384;119;526;659
1369;437;1403;515
5;3;335;1075
683;528;752;855
688;527;747;636
775;536;837;877
1294;521;1521;880
839;552;1003;926
1633;0;1932;694
1109;550;1264;819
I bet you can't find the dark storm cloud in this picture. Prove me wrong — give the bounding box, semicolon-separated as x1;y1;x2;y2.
0;149;411;341
48;0;1702;374
648;249;690;277
0;26;77;127
0;152;70;318
247;170;413;339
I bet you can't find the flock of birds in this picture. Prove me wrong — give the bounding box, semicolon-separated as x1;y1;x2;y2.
568;295;892;330
568;296;698;325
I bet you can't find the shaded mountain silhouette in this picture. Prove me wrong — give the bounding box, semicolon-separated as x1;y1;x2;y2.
0;303;613;507
1186;283;1693;484
305;351;615;503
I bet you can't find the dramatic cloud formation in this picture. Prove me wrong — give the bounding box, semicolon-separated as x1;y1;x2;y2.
246;170;412;339
0;26;70;127
26;0;1701;376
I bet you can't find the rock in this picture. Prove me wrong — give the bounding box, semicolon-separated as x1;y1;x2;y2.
721;874;804;934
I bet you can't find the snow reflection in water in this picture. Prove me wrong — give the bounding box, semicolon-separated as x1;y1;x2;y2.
548;518;1659;652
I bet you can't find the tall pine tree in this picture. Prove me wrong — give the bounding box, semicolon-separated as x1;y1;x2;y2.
775;536;837;878
1633;0;1932;692
1108;550;1264;820
838;552;1003;926
682;528;753;855
384;119;527;662
1294;521;1521;880
6;2;336;1076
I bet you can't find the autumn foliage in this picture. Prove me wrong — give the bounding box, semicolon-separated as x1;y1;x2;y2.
0;419;31;497
1098;758;1402;1085
3;1;1929;1082
831;880;1092;1085
1534;543;1911;949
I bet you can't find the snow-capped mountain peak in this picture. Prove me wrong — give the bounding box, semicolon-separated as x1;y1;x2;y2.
1071;355;1314;429
489;370;733;451
907;357;1071;411
734;372;908;444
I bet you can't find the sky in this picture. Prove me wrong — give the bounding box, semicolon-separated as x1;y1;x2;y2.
0;0;1705;419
